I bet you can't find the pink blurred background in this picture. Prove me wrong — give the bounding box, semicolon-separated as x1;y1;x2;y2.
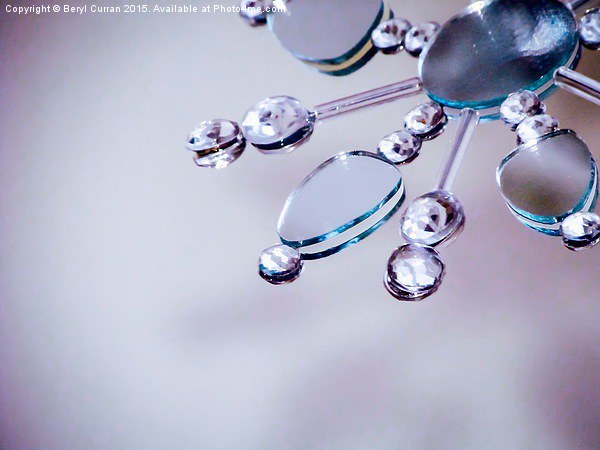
1;0;599;448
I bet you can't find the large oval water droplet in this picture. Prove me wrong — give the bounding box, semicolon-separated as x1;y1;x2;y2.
278;151;405;259
268;0;389;76
420;0;579;112
497;130;598;235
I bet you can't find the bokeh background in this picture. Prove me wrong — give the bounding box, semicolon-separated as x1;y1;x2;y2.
1;0;599;448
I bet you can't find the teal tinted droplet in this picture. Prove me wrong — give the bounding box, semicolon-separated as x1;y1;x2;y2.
277;151;404;258
497;130;598;235
420;0;579;112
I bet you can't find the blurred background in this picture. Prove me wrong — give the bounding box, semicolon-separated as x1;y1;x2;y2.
0;0;599;448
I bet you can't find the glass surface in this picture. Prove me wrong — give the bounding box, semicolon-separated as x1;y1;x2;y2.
497;130;598;235
268;0;387;75
420;0;579;111
277;151;404;254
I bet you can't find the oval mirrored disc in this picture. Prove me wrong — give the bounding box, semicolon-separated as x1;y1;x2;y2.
268;0;389;76
277;151;405;259
497;130;598;235
420;0;579;113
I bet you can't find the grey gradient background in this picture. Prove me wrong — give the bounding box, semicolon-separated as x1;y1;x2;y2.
0;0;599;448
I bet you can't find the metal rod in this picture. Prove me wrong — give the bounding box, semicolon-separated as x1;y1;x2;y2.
564;0;594;11
435;108;480;192
555;67;600;106
314;77;423;121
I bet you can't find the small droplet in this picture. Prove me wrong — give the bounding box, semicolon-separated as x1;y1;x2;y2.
499;91;546;129
516;114;559;144
377;130;422;164
186;119;245;169
241;96;314;153
239;0;271;26
384;244;445;301
258;245;304;285
579;8;600;50
401;190;465;247
371;18;412;54
405;22;440;57
560;212;600;251
404;102;447;140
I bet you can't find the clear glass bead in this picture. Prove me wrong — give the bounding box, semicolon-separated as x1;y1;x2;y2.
278;151;405;259
404;102;447;140
497;130;598;235
579;8;600;50
186;119;245;169
516;114;559;144
499;91;546;129
560;212;600;251
371;18;412;54
401;190;465;247
377;130;422;164
419;0;578;111
384;244;445;301
240;0;271;26
404;22;440;56
268;0;388;75
258;245;303;285
241;96;314;152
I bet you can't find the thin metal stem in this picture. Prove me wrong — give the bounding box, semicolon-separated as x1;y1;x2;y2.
555;67;600;106
564;0;594;11
314;77;423;121
435;108;480;192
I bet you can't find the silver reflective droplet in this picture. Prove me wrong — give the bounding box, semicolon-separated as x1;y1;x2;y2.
384;244;445;301
258;244;304;285
241;96;315;153
404;102;447;140
579;8;600;50
239;0;271;26
377;130;422;164
499;90;546;129
404;21;440;57
516;114;559;144
401;190;465;247
371;18;412;54
186;119;246;169
560;212;600;251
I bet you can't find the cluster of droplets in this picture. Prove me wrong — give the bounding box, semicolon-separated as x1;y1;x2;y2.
371;17;440;57
194;0;600;298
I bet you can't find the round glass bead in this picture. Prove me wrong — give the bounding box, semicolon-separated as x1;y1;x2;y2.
258;245;304;285
404;22;440;57
241;96;314;152
384;244;445;301
404;102;447;140
401;190;465;247
371;18;412;54
579;8;600;50
499;91;546;129
186;119;246;169
419;0;579;111
240;0;271;26
516;114;559;144
560;212;600;251
497;130;598;235
377;130;422;164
